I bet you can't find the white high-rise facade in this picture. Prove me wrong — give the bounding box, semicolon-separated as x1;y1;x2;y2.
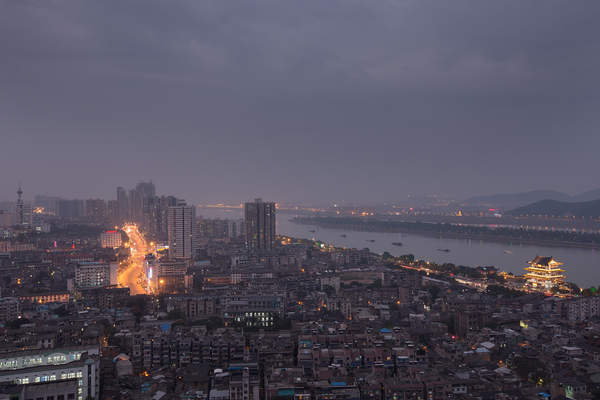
168;205;195;259
75;262;118;289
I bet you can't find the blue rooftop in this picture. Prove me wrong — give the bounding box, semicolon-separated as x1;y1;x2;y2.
160;322;171;332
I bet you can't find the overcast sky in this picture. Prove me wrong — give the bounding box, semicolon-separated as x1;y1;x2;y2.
1;0;599;204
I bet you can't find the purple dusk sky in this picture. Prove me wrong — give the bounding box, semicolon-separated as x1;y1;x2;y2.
1;1;599;204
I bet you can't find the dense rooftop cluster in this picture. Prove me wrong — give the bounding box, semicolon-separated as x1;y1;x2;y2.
0;196;599;399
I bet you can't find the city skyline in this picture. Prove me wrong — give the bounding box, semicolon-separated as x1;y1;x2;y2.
1;2;600;398
2;1;600;204
5;182;600;208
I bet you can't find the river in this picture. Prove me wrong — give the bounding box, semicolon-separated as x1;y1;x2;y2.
197;207;600;287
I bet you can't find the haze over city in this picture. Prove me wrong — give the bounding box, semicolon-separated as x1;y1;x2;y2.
4;1;600;399
2;0;600;204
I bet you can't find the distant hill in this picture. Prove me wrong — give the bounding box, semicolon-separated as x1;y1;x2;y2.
507;199;600;218
573;189;600;202
463;190;571;209
464;189;600;209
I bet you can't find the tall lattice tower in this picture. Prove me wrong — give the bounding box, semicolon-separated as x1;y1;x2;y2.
16;185;24;226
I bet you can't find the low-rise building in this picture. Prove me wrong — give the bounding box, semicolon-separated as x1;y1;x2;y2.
100;230;122;248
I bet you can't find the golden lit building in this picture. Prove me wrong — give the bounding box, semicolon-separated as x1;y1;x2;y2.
524;256;566;289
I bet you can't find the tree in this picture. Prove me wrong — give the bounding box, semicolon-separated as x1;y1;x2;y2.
486;285;521;298
583;287;596;297
566;282;580;294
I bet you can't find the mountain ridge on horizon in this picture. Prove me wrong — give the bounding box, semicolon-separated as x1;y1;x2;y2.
507;198;600;218
464;188;600;209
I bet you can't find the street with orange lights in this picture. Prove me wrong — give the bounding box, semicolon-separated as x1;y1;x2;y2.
118;224;149;295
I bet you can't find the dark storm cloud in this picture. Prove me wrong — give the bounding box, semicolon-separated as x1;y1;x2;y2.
1;0;599;203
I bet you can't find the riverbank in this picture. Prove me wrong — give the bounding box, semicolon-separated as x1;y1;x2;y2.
292;216;600;250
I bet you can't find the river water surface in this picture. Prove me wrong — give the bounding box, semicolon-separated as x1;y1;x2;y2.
198;208;600;287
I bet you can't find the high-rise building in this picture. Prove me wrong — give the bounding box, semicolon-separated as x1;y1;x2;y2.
33;195;60;215
158;196;180;240
116;186;129;222
227;219;244;239
135;181;156;199
0;210;12;228
128;188;142;223
168;205;195;259
141;194;180;241
57;199;85;219
0;297;20;322
244;198;276;251
107;199;119;224
124;181;157;226
197;218;244;239
85;199;106;221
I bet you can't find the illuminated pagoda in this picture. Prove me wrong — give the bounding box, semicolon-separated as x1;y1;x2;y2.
524;256;566;289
